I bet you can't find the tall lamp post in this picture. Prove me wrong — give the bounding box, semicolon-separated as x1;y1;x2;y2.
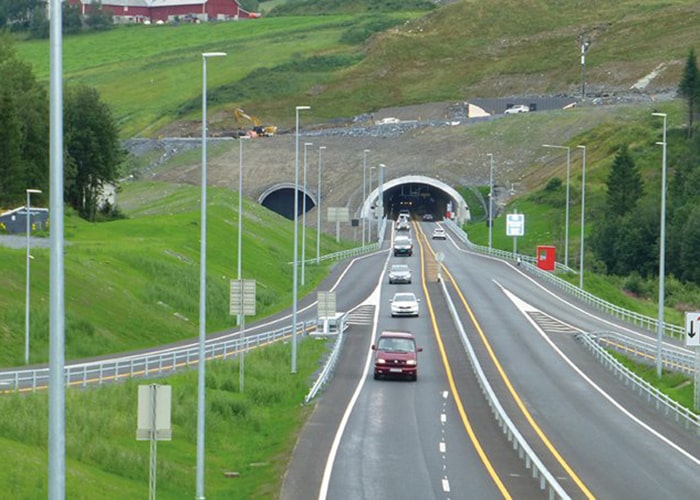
301;142;312;286
292;105;310;374
237;137;249;326
377;163;385;238
653;112;667;378
25;188;42;365
543;144;571;268
581;40;590;100
368;165;375;242
577;145;586;289
487;154;494;249
362;149;370;248
196;50;226;500
316;146;326;264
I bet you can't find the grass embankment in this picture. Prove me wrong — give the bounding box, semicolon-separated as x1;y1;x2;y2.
0;338;330;498
0;180;351;367
14;1;700;137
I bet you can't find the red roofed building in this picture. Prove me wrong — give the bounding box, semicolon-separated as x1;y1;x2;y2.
67;0;261;24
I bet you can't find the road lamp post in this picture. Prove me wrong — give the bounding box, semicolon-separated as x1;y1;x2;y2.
543;144;571;268
577;145;586;289
25;188;42;365
581;41;590;100
292;105;310;374
377;163;385;238
368;165;375;242
316;146;326;264
301;142;312;286
236;137;248;326
653;112;667;378
487;154;494;249
362;149;369;248
196;50;226;500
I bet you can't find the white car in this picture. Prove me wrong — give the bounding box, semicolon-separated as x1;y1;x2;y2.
504;104;530;114
432;227;446;240
388;264;412;284
390;292;420;317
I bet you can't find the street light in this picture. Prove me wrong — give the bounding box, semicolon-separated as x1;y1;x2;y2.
577;145;586;289
25;188;42;365
487;154;494;249
581;40;590;100
543;144;571;268
652;112;667;378
292;105;310;374
368;165;376;242
316;146;326;264
362;149;369;248
377;163;385;238
301;142;312;286
197;50;226;500
237;136;249;326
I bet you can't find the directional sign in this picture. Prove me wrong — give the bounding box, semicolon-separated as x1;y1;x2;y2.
684;312;700;347
230;279;256;316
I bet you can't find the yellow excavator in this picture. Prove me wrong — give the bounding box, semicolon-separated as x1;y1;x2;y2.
233;107;277;137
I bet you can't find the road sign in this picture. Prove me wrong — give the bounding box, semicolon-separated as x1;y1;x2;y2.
506;212;525;236
685;312;700;347
230;279;256;316
317;291;336;319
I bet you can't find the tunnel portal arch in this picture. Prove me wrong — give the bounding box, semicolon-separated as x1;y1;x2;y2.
258;183;317;220
362;175;470;224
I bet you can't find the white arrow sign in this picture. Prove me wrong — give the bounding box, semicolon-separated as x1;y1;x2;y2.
684;312;700;347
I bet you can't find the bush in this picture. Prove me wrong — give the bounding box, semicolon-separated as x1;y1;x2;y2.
622;272;647;297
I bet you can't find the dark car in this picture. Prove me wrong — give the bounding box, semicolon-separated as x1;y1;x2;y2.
422;213;435;222
372;331;423;381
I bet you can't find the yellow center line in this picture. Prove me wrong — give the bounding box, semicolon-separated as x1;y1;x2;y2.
426;225;595;500
414;221;512;499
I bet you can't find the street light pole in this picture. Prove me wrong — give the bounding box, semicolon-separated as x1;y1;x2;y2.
368;165;375;242
25;188;42;365
301;142;312;286
292;105;310;374
362;149;369;248
197;50;226;500
487;153;494;249
577;145;586;289
653;112;667;378
581;41;590;100
543;144;571;268
377;163;385;238
317;146;326;264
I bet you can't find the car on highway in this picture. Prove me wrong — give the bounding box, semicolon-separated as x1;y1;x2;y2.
393;235;413;256
390;292;420;317
372;330;423;381
396;219;411;231
504;104;530;114
422;213;435;221
432;227;446;240
388;264;412;284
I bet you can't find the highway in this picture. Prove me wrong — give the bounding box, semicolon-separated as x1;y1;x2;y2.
281;221;700;500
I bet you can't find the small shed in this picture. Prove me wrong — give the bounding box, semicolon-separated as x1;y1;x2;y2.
0;207;50;234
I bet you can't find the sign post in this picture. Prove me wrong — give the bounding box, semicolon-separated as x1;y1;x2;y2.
684;312;700;410
327;207;350;242
317;291;337;335
137;384;172;500
506;211;525;257
230;279;256;391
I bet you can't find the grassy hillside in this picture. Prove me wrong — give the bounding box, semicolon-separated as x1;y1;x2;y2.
0;181;350;367
13;1;700;137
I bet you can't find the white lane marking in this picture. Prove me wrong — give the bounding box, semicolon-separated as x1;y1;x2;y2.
442;390;449;399
439;442;446;454
442;478;451;492
498;283;700;468
318;247;392;500
440;413;447;424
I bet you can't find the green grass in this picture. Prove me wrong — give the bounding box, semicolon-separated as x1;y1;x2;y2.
0;337;330;498
0;180;351;367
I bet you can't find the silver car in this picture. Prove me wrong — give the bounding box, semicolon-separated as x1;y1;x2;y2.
390;292;420;317
388;264;412;284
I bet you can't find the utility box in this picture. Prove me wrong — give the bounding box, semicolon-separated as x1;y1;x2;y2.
536;245;556;271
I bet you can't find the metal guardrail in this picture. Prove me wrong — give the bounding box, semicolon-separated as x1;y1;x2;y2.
593;331;695;376
443;219;684;339
304;316;347;404
0;322;312;393
439;273;570;499
578;332;700;433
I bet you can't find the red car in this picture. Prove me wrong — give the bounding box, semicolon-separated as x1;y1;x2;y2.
372;331;423;381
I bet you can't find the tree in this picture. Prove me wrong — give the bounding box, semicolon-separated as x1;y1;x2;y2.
64;85;124;221
85;1;114;31
604;146;643;217
62;1;82;34
678;48;699;138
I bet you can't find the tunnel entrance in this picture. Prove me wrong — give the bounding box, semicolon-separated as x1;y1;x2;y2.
259;184;316;220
